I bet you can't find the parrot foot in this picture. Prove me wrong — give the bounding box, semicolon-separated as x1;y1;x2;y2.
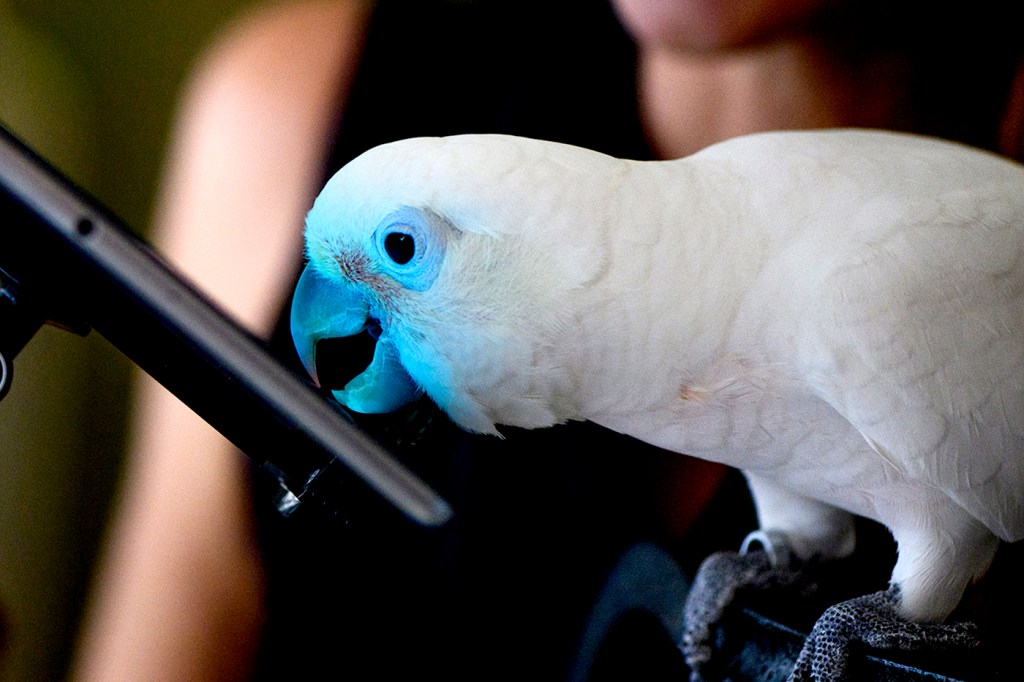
787;586;980;682
681;530;812;682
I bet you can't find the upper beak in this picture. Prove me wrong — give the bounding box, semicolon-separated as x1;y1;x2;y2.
290;265;369;387
290;265;422;413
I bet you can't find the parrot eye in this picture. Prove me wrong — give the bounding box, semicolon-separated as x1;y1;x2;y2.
383;231;415;265
371;207;451;292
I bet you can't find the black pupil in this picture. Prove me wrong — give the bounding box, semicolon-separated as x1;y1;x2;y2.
384;232;415;265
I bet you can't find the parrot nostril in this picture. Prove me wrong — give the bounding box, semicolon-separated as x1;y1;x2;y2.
312;334;377;391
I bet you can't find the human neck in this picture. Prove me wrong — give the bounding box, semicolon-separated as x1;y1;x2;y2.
637;37;858;159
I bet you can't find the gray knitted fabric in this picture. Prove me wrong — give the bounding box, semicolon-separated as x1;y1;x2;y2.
681;538;982;681
681;538;812;681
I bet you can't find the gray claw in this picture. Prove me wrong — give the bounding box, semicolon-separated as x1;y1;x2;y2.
788;587;980;682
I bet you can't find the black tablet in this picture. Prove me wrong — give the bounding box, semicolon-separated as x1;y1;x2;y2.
0;122;451;527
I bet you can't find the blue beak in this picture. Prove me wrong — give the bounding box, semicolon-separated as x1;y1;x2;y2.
290;265;422;413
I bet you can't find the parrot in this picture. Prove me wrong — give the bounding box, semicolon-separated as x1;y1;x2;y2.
289;129;1024;681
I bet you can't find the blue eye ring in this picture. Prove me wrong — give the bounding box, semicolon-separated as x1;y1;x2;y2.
371;207;449;291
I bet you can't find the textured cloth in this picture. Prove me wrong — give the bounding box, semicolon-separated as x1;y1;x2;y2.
678;533;1023;681
682;540;811;680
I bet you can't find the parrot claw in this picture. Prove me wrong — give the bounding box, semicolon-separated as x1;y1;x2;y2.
787;587;980;682
681;531;811;681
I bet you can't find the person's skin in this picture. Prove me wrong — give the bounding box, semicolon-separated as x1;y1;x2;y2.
71;2;372;679
71;1;888;679
613;0;898;158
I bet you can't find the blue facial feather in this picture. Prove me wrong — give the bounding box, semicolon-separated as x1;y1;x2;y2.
291;206;456;414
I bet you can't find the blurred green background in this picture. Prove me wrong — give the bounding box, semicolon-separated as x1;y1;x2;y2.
1;1;258;678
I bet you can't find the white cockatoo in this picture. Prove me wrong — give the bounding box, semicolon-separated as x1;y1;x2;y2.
290;130;1024;680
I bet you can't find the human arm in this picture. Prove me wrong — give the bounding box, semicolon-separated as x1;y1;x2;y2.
69;2;373;679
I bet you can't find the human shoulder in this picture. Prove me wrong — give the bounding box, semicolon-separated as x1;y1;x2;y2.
153;1;375;331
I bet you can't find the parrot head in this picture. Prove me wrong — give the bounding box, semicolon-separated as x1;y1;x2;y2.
290;135;617;435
